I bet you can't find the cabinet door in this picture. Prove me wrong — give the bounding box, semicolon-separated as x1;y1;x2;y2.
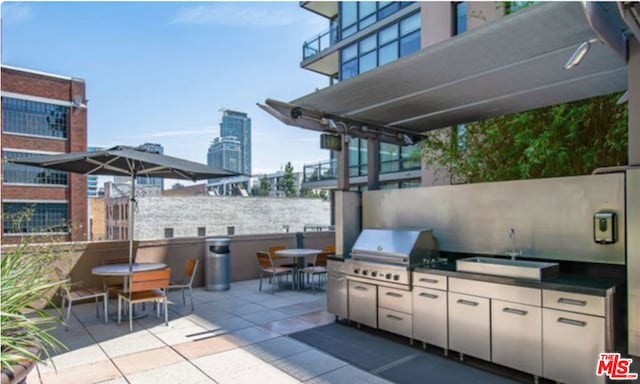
543;308;605;384
327;273;348;318
348;280;377;328
412;287;447;349
379;286;412;313
491;300;542;376
448;292;490;360
378;308;412;338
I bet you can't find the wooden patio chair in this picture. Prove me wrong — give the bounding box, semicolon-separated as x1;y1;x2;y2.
167;258;198;311
267;245;296;268
118;268;171;332
299;252;329;293
256;251;292;294
61;284;108;330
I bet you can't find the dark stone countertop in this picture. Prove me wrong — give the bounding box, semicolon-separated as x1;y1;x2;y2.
414;261;623;297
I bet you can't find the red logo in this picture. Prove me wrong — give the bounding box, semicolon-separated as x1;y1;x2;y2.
596;353;638;380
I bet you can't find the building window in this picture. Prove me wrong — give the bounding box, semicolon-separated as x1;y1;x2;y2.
380;143;420;173
455;2;467;35
340;12;421;81
1;97;68;138
2;151;68;185
339;1;413;42
2;202;68;234
164;228;174;238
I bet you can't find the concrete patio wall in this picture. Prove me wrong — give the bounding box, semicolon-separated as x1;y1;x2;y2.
1;231;335;293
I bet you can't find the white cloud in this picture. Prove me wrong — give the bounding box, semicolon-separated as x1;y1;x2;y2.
171;4;322;29
2;3;32;24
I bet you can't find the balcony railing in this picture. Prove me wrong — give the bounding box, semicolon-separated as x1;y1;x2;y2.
303;159;338;183
303;158;421;183
303;25;339;60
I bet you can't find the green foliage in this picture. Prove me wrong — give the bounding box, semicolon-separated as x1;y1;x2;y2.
1;233;70;373
419;93;628;184
255;176;272;197
279;162;297;198
300;188;329;200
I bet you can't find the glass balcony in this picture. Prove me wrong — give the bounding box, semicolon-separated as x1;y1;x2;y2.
303;158;338;183
303;24;339;61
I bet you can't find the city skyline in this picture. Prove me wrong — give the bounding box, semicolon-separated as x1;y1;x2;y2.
1;2;329;176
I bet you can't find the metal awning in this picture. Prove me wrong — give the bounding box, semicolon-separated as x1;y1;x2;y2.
260;2;630;143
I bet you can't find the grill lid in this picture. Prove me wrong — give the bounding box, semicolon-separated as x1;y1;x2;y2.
350;228;438;265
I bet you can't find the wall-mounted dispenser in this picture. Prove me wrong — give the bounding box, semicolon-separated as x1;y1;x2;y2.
594;211;616;244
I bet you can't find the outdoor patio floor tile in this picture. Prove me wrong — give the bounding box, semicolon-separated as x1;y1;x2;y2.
242;309;292;325
273;349;349;382
38;359;121;384
277;302;326;316
309;365;393;384
214;362;301;384
225;302;269;316
189;315;255;333
38;344;110;373
227;325;281;346
242;336;311;362
191;347;266;378
99;330;165;358
125;360;214;384
153;324;212;345
112;346;184;375
298;310;336;326
172;334;240;360
261;316;317;335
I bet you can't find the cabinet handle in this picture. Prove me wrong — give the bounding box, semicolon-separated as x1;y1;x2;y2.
330;276;345;282
557;317;587;327
419;278;439;284
502;307;528;316
353;286;368;291
386;314;403;321
419;292;439;299
457;299;479;307
557;298;587;307
385;292;403;298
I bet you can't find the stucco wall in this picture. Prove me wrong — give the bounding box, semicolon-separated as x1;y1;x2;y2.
133;196;331;240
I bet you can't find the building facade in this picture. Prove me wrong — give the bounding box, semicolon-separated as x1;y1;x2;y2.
87;146;102;197
207;136;242;174
1;65;88;243
114;142;164;187
219;109;251;175
300;1;510;191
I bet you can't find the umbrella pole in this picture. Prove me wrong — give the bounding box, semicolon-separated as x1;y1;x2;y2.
129;174;135;277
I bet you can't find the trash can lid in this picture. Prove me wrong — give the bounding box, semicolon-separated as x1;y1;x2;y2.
206;238;231;246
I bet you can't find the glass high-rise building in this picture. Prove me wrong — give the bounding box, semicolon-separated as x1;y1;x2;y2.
207;136;241;173
219;110;251;175
87;147;101;197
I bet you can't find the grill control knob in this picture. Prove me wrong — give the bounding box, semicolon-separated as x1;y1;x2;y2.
354;268;360;274
393;274;400;281
362;270;368;276
371;271;377;277
385;273;392;279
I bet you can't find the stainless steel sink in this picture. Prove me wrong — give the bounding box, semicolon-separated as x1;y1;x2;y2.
456;257;559;281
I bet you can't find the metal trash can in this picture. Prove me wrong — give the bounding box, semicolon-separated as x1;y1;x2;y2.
205;238;231;291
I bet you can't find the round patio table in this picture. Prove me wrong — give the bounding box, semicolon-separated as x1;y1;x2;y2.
274;249;321;290
92;262;167;320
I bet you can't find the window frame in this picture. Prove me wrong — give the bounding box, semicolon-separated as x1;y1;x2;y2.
1;97;69;139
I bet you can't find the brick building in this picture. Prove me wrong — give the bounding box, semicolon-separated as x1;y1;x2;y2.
1;65;88;243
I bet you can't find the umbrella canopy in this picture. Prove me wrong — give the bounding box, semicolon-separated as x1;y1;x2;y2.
5;145;239;277
6;145;237;180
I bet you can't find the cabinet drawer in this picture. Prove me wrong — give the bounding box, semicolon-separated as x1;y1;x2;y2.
491;300;542;376
449;278;541;306
348;280;377;328
543;290;605;317
448;292;491;361
378;308;412;338
543;308;605;384
379;286;412;314
412;272;447;290
412;287;448;349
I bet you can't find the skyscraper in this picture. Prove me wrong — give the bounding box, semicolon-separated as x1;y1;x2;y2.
219;110;251;175
207;136;241;173
87;147;101;197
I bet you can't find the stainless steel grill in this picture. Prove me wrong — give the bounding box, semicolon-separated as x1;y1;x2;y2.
346;228;438;288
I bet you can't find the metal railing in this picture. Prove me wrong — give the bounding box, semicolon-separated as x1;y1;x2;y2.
302;24;339;60
303;158;421;183
303;159;338;182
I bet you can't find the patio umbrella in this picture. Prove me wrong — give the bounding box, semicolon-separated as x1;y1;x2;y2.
5;145;237;274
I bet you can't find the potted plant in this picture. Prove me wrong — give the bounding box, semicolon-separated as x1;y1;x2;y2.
1;237;69;384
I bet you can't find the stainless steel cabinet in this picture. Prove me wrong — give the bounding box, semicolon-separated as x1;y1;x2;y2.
327;260;348;319
491;299;542;377
448;292;490;360
379;286;412;314
543;308;605;384
413;287;448;350
348;280;377;328
378;308;412;338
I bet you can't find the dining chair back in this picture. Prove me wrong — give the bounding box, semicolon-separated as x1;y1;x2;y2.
256;251;292;293
102;257;129;295
324;244;335;253
267;245;295;267
119;268;171;332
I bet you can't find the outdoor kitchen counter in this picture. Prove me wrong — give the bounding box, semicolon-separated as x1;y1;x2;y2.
415;261;623;297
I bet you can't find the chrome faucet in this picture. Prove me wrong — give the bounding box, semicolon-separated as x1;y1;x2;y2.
506;228;522;260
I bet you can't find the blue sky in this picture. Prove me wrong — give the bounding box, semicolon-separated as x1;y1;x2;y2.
1;1;329;175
